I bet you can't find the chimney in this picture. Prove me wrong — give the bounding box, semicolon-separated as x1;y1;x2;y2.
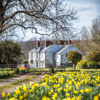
68;39;71;45
36;41;40;47
59;40;64;45
45;39;51;47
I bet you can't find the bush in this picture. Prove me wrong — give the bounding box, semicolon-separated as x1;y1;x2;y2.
0;40;21;66
76;60;87;69
88;51;100;63
76;60;96;69
86;60;96;69
22;60;28;64
67;51;82;64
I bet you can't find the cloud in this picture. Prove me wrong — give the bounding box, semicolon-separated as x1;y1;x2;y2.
64;0;99;25
78;7;92;11
85;0;100;5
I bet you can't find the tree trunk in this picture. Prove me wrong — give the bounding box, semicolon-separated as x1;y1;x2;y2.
0;1;4;35
52;67;54;73
17;68;19;74
73;64;76;70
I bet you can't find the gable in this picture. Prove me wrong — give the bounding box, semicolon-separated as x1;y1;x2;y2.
57;45;83;55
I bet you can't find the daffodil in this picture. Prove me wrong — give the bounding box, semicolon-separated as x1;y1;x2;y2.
66;93;70;97
2;92;5;97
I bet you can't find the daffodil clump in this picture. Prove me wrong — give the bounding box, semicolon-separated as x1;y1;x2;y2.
0;70;14;78
2;71;100;100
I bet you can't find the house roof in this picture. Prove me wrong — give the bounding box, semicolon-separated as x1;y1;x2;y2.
40;45;50;53
55;45;70;54
40;45;64;54
29;44;83;55
51;45;64;54
55;44;83;55
29;46;44;53
28;48;37;52
35;46;44;52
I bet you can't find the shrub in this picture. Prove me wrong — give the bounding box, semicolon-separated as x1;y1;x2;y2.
67;51;82;69
76;60;96;69
67;51;82;64
88;51;100;63
22;60;28;64
76;60;87;69
86;60;96;69
0;40;21;66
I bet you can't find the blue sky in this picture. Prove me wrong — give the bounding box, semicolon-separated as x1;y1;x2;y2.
66;0;100;26
24;0;100;41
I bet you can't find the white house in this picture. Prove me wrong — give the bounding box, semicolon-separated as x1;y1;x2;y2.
28;39;83;68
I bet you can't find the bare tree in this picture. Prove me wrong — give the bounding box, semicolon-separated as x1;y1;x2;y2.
73;16;100;60
90;16;100;50
0;0;78;39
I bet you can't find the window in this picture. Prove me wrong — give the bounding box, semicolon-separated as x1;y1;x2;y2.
30;60;33;63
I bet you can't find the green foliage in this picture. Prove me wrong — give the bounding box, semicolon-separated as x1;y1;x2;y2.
86;60;96;69
76;60;96;69
22;60;28;64
19;69;31;73
67;51;82;64
76;60;87;69
88;51;100;63
0;40;22;65
0;70;15;78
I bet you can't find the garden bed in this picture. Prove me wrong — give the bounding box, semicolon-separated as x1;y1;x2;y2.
0;71;14;79
2;71;100;100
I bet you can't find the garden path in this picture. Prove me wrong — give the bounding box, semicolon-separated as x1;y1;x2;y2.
0;72;46;99
0;72;34;87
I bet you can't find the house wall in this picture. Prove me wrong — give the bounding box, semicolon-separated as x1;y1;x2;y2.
54;54;61;67
43;45;63;68
29;52;40;68
29;44;83;68
28;52;34;68
40;52;45;68
45;51;53;65
40;52;45;61
55;48;69;67
55;45;83;67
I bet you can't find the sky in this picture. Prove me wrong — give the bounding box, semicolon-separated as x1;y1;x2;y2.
23;0;100;41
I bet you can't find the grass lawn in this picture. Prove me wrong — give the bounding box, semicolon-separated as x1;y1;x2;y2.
32;68;50;72
0;77;13;81
32;67;100;72
55;67;100;71
80;69;100;71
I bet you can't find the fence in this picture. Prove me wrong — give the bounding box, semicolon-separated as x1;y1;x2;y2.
0;64;17;68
